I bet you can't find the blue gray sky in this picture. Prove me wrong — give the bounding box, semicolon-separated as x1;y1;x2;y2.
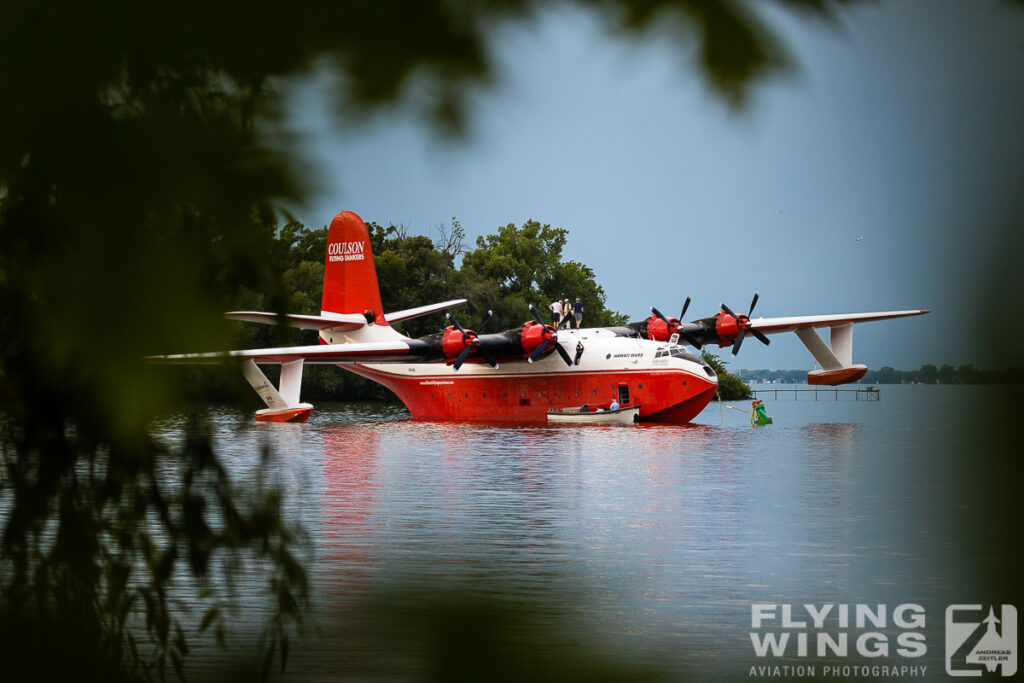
281;1;1024;370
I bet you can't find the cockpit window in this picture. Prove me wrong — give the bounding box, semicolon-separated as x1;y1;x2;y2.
656;345;703;364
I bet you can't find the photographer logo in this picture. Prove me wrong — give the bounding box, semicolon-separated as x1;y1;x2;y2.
946;604;1016;677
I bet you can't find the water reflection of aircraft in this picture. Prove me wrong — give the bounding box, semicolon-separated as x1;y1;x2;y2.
155;211;927;423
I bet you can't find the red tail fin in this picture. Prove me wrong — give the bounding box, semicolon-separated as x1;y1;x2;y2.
322;211;387;325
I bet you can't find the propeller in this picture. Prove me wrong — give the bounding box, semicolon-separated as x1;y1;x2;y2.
720;292;771;356
679;295;691;321
446;310;499;370
650;296;703;348
527;305;573;366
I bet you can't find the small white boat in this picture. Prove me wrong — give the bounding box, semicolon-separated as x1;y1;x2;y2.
546;405;641;424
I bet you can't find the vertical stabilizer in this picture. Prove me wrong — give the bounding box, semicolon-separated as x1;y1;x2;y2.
322;211;387;325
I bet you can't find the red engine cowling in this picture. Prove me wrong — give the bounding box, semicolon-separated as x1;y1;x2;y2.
714;295;770;356
441;325;475;363
714;311;744;347
520;320;553;358
646;314;672;341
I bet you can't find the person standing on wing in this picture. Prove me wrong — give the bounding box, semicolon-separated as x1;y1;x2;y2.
549;299;562;327
561;299;572;328
573;297;584;329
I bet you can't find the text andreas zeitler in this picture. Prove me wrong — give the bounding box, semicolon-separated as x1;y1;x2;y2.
748;603;929;678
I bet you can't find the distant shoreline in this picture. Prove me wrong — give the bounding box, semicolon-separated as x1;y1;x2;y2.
737;365;1022;385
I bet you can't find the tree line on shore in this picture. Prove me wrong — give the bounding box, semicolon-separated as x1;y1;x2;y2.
739;364;1022;385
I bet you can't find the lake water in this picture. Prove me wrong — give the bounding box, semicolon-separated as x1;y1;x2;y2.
153;385;1020;681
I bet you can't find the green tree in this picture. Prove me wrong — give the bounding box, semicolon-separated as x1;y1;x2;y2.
462;220;566;296
919;363;938;384
957;363;979;384
543;261;629;327
939;364;956;384
459;220;626;330
369;222;461;337
877;366;898;384
703;350;752;400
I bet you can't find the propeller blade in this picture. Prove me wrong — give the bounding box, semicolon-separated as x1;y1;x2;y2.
528;339;550;363
679;296;691;321
445;312;467;336
554;342;573;367
747;292;759;317
720;302;737;319
477;309;493;333
751;328;771;347
478;346;499;369
651;306;670;323
528;304;546;327
732;330;745;356
452;345;473;371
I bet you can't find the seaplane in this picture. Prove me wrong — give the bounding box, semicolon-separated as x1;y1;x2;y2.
154;211;929;423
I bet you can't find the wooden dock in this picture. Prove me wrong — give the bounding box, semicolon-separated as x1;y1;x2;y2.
751;387;880;401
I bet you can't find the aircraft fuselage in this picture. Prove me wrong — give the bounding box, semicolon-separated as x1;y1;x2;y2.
343;327;718;422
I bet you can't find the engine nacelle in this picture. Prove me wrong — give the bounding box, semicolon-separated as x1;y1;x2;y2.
714;311;748;347
519;320;552;358
645;314;673;341
441;325;474;363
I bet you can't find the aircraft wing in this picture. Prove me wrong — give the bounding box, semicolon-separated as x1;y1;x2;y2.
740;308;929;384
153;340;432;365
748;309;929;335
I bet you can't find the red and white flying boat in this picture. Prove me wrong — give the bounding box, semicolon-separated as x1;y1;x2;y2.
157;211;929;423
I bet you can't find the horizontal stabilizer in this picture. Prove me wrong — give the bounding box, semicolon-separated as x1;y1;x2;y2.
225;298;467;331
385;299;466;324
224;311;366;332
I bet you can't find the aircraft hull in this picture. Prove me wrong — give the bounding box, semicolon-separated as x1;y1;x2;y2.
343;362;717;423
